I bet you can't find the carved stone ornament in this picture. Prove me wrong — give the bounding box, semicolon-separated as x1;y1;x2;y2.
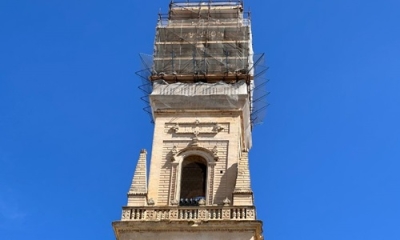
198;209;207;219
246;209;255;219
192;120;200;136
169;209;178;220
171;124;179;133
170;146;178;161
214;124;225;132
222;209;230;219
212;145;219;160
147;198;155;206
171;145;178;155
146;210;155;220
193;129;200;136
190;136;200;147
170;199;179;206
122;210;131;220
191;220;202;227
223;197;231;206
166;121;227;136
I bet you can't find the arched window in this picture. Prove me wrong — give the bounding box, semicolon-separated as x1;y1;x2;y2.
180;155;207;206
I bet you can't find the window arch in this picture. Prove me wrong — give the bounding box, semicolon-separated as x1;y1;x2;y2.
179;155;207;206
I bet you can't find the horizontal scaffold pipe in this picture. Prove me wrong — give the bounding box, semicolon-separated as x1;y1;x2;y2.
154;56;248;60
155;40;249;44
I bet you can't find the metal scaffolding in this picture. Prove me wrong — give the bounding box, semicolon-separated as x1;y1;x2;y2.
136;0;268;126
152;0;253;82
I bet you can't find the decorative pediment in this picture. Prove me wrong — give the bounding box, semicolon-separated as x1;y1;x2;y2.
169;144;219;162
169;145;219;163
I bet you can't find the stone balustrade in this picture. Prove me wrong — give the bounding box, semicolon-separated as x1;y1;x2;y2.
121;206;256;221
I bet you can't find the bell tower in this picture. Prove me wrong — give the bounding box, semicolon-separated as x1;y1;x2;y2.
113;1;264;239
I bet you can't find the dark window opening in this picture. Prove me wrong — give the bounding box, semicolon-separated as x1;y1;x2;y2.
180;155;207;206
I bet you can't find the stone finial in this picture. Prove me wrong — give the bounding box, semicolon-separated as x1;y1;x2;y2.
147;198;155;206
126;149;148;207
128;150;148;194
233;150;254;206
233;151;253;193
198;198;206;206
223;197;231;206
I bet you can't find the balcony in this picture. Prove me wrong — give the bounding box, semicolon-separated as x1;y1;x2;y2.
121;206;256;221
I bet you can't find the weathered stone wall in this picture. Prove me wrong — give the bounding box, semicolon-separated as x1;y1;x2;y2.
147;112;247;206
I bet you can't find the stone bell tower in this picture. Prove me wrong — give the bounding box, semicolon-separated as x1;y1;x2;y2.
113;1;264;239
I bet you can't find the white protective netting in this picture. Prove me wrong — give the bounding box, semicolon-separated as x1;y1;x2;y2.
150;80;249;110
136;1;268;127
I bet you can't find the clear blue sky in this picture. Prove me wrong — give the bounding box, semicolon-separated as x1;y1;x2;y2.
1;0;400;239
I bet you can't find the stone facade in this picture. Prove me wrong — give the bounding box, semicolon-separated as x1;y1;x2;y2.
147;113;246;206
113;1;263;239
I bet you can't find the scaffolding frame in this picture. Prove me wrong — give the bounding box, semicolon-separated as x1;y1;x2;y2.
136;0;268;126
151;0;253;83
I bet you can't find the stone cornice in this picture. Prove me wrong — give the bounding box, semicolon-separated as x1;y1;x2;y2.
127;192;147;196
113;220;263;240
